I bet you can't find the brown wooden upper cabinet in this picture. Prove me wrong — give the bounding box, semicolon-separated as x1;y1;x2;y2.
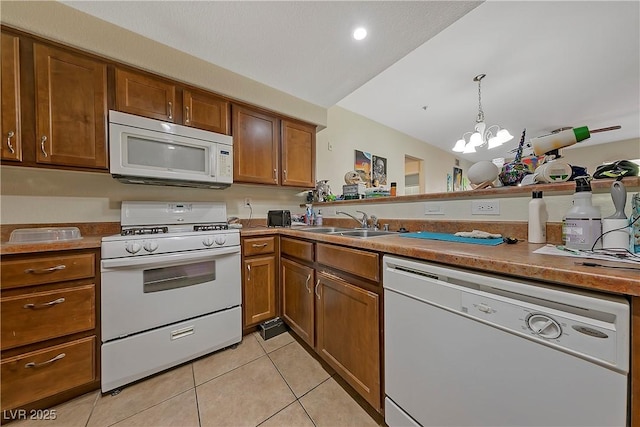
281;119;316;188
1;33;22;162
233;104;279;185
183;89;230;135
115;68;176;122
34;43;108;169
233;104;316;187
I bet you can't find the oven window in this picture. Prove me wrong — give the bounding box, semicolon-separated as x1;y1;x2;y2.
127;136;206;173
143;261;215;293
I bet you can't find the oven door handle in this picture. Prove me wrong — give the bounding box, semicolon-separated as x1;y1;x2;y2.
102;246;240;269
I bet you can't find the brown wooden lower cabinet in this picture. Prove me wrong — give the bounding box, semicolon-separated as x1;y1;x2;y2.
280;237;383;413
281;258;315;346
315;270;380;411
241;235;278;330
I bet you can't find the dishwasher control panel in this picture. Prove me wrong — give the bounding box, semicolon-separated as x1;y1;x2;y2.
460;287;619;367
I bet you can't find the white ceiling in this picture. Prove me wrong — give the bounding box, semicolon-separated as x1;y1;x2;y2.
61;1;639;163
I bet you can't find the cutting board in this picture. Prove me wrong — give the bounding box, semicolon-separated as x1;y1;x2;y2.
399;231;503;246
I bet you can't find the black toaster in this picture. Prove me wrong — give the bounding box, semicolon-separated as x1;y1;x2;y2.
267;210;292;227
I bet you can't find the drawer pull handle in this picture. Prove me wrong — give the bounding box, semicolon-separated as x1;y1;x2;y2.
315;279;321;299
171;326;194;340
247;263;251;281
168;101;173;120
185;106;190;123
23;297;65;309
25;353;66;369
305;274;311;293
24;264;66;274
251;243;268;248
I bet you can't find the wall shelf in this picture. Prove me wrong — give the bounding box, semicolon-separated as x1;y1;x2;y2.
306;176;640;207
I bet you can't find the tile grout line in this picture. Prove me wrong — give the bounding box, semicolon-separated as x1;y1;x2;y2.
191;363;203;427
264;340;321;427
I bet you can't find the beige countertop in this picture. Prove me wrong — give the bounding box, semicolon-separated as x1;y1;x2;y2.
243;226;640;297
2;227;637;297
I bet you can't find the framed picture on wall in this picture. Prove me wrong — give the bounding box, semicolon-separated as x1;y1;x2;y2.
355;150;372;186
371;155;387;186
453;166;463;191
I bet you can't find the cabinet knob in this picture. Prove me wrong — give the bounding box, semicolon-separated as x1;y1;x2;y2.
7;131;15;154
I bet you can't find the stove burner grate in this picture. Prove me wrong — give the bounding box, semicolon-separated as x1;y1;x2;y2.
120;226;169;236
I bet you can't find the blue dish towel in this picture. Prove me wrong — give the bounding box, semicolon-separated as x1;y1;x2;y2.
399;231;503;246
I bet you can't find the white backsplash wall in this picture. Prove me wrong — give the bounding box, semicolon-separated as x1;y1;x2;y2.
0;166;308;224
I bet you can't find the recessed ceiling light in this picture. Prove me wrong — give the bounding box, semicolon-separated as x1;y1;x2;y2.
353;27;367;41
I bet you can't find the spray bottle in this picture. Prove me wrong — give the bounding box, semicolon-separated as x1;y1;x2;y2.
564;176;602;250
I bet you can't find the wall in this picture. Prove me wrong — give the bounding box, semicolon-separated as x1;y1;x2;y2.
316;106;472;195
560;138;639;175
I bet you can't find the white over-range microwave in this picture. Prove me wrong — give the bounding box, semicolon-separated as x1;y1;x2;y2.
109;110;233;189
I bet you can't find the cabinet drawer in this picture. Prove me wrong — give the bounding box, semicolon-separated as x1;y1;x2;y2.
1;336;96;410
243;236;276;256
281;237;314;262
316;243;379;282
1;284;95;350
1;253;95;290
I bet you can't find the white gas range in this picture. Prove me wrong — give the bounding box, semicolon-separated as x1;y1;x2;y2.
100;201;241;393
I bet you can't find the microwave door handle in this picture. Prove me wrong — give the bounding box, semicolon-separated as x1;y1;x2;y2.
101;246;240;269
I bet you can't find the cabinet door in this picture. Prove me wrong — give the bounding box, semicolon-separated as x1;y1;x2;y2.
281;258;314;346
183;89;230;134
115;68;176;122
34;44;107;169
243;255;276;327
281;119;315;188
1;33;22;162
232;105;279;185
315;271;380;410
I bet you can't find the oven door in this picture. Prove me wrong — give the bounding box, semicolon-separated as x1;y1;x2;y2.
101;246;240;342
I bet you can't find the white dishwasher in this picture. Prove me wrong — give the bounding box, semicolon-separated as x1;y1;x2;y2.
383;255;630;427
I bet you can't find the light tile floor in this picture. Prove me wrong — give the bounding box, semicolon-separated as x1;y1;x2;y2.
13;332;382;427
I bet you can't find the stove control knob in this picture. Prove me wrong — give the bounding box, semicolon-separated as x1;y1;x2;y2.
214;235;226;246
125;242;142;254
203;237;215;247
144;240;159;253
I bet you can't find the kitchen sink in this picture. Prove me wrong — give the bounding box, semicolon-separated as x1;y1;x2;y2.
298;226;352;233
329;229;396;238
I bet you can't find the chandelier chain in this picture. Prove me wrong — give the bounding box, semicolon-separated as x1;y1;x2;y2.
476;76;485;123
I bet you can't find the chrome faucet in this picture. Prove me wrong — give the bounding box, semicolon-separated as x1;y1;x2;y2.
336;210;369;228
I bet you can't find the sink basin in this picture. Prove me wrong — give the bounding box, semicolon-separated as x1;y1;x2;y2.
298;226;351;233
329;229;396;238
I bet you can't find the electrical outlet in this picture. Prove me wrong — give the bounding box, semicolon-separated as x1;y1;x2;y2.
471;200;500;215
244;198;252;207
424;202;444;215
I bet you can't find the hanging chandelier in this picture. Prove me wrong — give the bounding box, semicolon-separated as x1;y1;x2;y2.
452;74;513;153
